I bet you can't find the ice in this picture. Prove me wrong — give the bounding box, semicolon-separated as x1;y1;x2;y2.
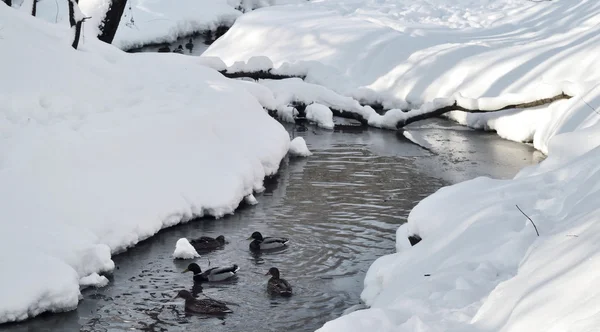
289;137;312;157
0;6;288;323
173;238;201;260
306;103;334;129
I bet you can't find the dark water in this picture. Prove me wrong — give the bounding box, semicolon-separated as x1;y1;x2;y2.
4;120;542;332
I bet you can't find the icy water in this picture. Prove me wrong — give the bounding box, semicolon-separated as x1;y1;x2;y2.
4;120;543;332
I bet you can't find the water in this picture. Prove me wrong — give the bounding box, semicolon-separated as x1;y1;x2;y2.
4;120;542;332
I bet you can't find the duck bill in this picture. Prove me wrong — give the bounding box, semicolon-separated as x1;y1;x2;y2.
182;268;189;273
265;272;271;276
246;236;253;240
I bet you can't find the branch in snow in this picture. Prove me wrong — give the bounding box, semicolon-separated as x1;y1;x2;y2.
395;92;572;128
516;204;540;236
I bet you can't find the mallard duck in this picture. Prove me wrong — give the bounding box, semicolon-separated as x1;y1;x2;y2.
173;45;184;54
185;38;194;53
248;231;289;251
189;235;225;251
266;267;292;297
182;263;239;282
175;290;232;314
157;44;170;53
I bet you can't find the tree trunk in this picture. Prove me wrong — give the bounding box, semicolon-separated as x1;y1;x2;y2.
97;0;127;44
3;0;12;7
32;0;37;16
68;0;87;49
68;0;76;27
72;20;84;49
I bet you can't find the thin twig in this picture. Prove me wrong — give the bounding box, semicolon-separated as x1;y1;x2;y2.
516;204;539;236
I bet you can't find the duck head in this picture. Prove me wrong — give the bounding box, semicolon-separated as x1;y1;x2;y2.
265;267;280;279
182;263;202;274
216;235;225;244
247;232;263;241
175;290;195;300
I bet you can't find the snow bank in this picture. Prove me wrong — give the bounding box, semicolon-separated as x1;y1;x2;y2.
173;238;201;260
34;0;240;49
319;86;600;332
205;0;600;145
306;103;334;129
288;137;312;157
0;6;288;323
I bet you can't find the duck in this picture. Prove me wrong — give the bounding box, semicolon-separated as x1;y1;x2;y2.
185;38;194;53
266;267;292;297
175;290;232;314
189;235;225;251
182;262;239;282
173;45;184;54
157;44;170;53
248;231;289;251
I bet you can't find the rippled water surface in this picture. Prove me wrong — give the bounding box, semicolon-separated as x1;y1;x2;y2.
5;121;542;332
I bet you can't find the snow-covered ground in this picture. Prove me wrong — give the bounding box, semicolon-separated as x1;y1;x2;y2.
0;5;288;323
202;0;600;331
30;0;303;50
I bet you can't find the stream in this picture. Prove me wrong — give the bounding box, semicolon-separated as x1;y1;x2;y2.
5;120;543;332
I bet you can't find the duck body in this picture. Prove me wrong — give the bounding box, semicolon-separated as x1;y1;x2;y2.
176;290;232;314
185;38;194;53
266;267;292;297
183;263;239;282
189;235;225;251
173;45;184;54
248;231;289;251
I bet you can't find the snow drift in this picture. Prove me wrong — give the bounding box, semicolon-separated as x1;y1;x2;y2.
0;6;288;323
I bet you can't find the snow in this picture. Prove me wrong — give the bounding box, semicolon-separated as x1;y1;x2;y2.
244;194;259;205
79;273;110;288
305;103;334;129
173;238;201;260
288;137;312;157
201;0;600;331
0;5;288;324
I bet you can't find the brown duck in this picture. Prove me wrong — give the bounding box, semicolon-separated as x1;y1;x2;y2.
175;290;233;314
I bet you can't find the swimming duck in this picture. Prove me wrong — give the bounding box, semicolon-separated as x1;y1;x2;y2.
189;235;225;251
266;267;292;297
248;231;289;251
157;44;170;53
173;45;184;54
185;38;194;53
182;262;239;282
175;290;232;314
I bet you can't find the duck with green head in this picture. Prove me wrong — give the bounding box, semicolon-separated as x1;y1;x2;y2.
175;290;233;314
182;262;239;282
247;231;289;251
266;267;292;297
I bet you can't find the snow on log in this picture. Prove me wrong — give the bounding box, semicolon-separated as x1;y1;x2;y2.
395;92;572;128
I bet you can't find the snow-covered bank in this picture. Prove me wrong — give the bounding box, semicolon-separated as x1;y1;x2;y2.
204;0;600;148
32;0;304;50
318;86;600;332
0;6;289;323
202;0;600;331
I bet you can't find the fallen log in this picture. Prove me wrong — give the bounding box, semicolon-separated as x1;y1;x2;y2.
290;102;368;126
220;70;305;81
396;92;571;128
